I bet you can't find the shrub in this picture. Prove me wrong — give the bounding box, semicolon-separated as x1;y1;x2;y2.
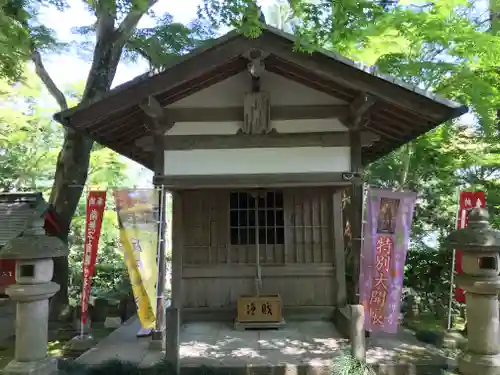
58;359;176;375
331;351;375;375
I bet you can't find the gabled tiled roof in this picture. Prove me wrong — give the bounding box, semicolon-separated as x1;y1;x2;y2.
0;193;47;247
53;25;468;167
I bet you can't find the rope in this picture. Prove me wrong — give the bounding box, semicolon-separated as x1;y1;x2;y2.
253;191;262;296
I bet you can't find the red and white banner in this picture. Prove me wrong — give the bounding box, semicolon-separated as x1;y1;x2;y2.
81;191;107;326
455;191;486;303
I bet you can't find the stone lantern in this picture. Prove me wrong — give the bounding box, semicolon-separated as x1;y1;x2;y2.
0;213;68;375
446;207;500;375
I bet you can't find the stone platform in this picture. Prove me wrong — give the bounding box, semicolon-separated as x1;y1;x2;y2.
79;318;348;373
77;317;457;375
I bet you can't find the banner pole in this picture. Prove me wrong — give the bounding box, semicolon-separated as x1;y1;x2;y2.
360;183;368;338
447;187;461;331
80;186;88;339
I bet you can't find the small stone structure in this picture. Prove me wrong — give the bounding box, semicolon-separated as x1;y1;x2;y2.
0;213;68;375
445;207;500;375
0;193;50;296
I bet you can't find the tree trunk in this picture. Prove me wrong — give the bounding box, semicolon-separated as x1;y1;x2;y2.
399;143;413;190
47;130;94;320
46;31;128;321
32;1;156;321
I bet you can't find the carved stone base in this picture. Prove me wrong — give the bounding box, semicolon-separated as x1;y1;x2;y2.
2;357;57;375
458;352;500;375
149;329;165;351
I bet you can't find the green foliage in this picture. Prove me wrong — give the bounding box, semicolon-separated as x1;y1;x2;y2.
0;2;32;82
404;249;453;317
0;0;66;82
58;359;177;375
123;15;216;72
0;71;131;304
0;69;61;191
331;351;376;375
69;205;131;304
1;0;212;314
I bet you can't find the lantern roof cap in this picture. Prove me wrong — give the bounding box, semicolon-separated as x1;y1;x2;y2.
445;207;500;252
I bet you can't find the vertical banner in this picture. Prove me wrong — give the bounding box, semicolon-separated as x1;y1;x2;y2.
114;189;159;330
359;188;417;334
81;191;107;326
454;192;486;303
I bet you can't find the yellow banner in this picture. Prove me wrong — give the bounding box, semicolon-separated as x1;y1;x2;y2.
114;189;159;329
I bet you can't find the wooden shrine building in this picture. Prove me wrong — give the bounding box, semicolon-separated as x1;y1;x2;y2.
54;25;467;357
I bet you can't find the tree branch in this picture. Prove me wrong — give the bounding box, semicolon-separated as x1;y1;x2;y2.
95;0;115;43
31;50;68;111
114;0;158;44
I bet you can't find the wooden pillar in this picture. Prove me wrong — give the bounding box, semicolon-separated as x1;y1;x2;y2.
333;189;347;307
166;307;180;371
151;134;167;351
345;92;373;305
350;304;366;361
349;128;367;360
345;93;371;358
349;129;363;305
166;191;183;372
170;191;184;308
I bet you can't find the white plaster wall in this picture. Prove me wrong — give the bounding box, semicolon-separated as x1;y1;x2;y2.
164;147;350;176
166;119;348;136
167;71;346;108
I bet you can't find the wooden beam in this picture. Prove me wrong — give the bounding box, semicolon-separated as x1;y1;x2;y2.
364;124;400;141
136;131;379;151
63;33;252;127
183;264;334;278
140;96;175;133
164;132;348;149
140;96;165;119
348;93;375;129
153;172;353;189
163;104;349;123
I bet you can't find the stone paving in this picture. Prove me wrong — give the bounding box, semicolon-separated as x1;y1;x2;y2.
78;318;349;368
77;316;456;374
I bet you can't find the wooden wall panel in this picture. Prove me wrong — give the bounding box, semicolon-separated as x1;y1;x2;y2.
181;265;335;309
182;187;336;266
182;189;228;265
180;187;343;311
284;187;334;264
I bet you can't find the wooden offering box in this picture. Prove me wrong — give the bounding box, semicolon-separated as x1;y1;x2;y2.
236;294;285;329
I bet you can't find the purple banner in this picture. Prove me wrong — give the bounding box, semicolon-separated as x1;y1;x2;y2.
359;188;417;334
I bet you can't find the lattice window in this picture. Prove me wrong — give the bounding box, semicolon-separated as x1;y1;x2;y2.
229;191;285;245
